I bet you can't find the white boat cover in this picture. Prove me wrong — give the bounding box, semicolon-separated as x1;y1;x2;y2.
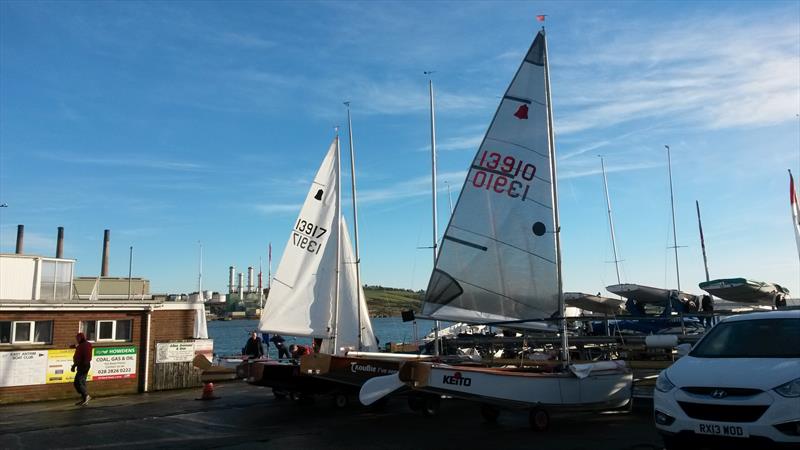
569;360;627;379
422;30;559;324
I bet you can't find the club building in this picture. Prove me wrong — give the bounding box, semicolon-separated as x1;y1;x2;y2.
0;251;211;404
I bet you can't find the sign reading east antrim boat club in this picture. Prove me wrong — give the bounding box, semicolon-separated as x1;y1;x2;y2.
0;346;137;387
0;350;48;387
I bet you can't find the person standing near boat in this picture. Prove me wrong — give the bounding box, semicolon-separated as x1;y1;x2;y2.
243;331;264;359
270;334;289;359
700;295;714;327
71;332;92;406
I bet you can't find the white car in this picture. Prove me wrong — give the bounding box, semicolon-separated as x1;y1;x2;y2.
654;310;800;448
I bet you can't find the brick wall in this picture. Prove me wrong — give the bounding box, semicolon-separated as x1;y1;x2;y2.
148;309;199;391
0;310;145;404
0;306;200;403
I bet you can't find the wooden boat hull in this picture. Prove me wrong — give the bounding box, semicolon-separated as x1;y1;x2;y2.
239;354;404;396
399;361;632;411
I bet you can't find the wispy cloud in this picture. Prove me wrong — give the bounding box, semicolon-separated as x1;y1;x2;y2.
254;203;303;214
34;152;208;172
554;15;800;135
214;32;275;50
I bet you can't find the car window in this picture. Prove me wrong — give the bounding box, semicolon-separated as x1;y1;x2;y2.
690;318;800;358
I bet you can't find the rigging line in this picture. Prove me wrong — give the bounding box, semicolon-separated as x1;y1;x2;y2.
272;278;292;289
484;136;549;160
447;224;557;265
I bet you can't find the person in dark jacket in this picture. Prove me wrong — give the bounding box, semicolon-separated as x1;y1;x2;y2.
270;334;289;359
243;331;264;359
72;332;92;406
700;295;714;327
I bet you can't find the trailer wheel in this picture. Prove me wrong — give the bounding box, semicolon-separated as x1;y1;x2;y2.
529;407;549;431
422;395;440;416
333;393;348;409
272;388;288;400
407;395;424;412
480;405;500;423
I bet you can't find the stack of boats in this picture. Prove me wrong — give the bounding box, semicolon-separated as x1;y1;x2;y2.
237;25;792;427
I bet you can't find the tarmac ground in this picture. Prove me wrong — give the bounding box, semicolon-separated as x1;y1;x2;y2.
1;381;666;449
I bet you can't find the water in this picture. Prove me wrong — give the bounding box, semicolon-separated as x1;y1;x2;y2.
208;317;439;358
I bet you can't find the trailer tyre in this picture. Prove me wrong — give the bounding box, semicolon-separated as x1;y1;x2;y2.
422;396;440;416
529;407;549;431
480;405;500;423
272;388;288;400
333;393;348;409
407;395;424;412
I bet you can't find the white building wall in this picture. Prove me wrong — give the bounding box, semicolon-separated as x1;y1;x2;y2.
0;255;38;300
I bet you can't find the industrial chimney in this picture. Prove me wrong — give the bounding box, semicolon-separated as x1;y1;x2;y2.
247;266;254;293
228;266;236;293
237;272;244;298
56;227;64;258
101;229;110;276
15;224;23;254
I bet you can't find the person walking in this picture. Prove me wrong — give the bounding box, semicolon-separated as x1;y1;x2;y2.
270;334;289;359
243;331;264;359
72;332;92;406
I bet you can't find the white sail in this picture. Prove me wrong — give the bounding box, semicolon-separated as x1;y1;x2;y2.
332;218;377;353
259;139;340;338
422;30;559;323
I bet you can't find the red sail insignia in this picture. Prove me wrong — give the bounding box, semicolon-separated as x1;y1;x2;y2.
514;104;528;119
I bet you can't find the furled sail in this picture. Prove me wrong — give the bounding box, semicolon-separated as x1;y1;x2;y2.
422;30;560;323
333;218;377;352
260;139;341;338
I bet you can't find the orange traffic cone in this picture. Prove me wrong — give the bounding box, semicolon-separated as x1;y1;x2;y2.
197;382;218;401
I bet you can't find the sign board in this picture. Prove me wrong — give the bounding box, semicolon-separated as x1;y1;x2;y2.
46;349;77;384
193;339;214;363
156;341;195;363
0;350;48;387
91;346;137;380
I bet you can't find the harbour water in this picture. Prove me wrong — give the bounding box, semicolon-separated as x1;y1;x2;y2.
208;317;439;358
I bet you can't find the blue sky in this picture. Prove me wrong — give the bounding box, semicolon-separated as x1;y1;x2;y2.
1;1;798;298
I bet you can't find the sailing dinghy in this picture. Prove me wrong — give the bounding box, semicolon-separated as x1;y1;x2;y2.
360;29;632;425
699;278;789;307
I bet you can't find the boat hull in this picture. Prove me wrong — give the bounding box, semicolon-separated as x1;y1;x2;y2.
399;362;632;411
240;354;404;396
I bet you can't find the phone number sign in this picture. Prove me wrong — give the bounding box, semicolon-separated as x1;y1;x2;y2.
91;346;137;380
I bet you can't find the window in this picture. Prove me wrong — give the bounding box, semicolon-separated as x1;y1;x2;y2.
80;320;133;342
691;318;800;358
40;260;73;301
0;321;53;345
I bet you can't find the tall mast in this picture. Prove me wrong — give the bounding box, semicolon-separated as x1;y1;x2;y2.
426;72;441;356
665;145;681;291
344;101;364;350
332;132;342;353
198;241;203;293
600;157;622;284
541;28;568;364
696;200;710;282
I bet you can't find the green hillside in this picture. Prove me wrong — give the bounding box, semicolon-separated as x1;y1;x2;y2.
364;285;422;317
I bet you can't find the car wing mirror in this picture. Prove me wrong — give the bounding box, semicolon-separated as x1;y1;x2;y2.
676;343;692;357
